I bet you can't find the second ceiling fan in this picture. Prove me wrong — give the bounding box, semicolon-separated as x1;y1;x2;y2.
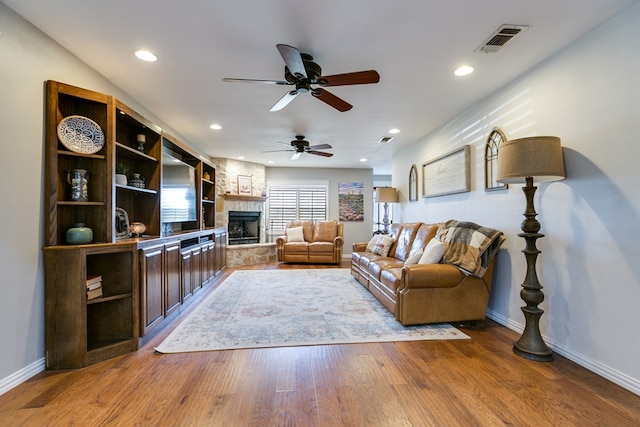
264;135;333;160
223;44;380;112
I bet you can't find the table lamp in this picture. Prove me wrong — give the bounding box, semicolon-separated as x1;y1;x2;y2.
375;187;398;234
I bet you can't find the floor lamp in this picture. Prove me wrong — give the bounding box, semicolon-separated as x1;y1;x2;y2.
496;136;566;362
375;187;398;234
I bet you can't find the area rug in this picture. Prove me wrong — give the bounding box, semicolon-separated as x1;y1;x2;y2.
154;269;468;353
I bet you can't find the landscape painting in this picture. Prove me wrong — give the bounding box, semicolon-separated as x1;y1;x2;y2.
338;182;364;221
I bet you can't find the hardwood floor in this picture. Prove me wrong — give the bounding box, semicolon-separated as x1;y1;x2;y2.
1;261;639;426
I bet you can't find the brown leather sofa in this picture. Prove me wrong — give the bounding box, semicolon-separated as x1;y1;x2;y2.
277;220;344;264
351;221;504;325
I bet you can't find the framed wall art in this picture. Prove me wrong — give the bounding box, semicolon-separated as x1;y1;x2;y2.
422;145;470;198
408;164;418;202
238;175;252;196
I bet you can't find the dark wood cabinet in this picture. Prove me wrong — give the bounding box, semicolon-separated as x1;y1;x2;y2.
44;243;138;369
214;228;228;276
140;244;164;335
164;242;182;316
44;81;222;366
180;247;194;304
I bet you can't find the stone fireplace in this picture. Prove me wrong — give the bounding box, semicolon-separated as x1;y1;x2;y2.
228;211;260;245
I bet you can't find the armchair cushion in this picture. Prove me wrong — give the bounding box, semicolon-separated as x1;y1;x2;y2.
312;220;338;242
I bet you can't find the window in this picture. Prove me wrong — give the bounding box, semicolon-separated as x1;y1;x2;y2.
485;127;508;191
266;184;328;240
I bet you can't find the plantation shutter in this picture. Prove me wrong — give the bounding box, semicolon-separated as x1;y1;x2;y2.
266;184;328;239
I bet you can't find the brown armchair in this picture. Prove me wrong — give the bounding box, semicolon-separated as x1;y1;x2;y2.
276;220;344;264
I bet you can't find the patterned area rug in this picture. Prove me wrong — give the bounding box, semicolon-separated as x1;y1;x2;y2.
154;269;468;353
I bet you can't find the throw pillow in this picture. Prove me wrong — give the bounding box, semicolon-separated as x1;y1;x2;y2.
404;249;423;266
365;235;381;252
286;226;305;242
372;235;394;257
418;238;445;264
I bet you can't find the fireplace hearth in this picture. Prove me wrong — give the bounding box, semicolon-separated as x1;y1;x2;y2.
228;211;260;245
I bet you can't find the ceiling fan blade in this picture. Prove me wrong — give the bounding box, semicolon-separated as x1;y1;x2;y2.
262;149;294;153
311;88;352;112
222;77;291;85
276;44;307;79
308;144;332;150
308;150;334;157
317;70;380;86
270;90;299;112
291;152;302;160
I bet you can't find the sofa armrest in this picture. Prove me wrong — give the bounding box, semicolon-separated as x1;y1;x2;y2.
334;236;344;249
276;235;288;249
353;242;367;252
401;264;467;289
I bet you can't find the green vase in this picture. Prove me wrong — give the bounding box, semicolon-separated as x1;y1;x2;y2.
66;223;93;244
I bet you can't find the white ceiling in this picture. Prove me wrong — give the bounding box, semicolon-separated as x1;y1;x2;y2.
4;0;636;174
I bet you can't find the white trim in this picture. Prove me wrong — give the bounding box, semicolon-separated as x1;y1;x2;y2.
0;357;45;396
486;310;640;396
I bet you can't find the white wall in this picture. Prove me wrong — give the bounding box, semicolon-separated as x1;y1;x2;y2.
266;167;373;253
393;4;640;394
0;3;195;393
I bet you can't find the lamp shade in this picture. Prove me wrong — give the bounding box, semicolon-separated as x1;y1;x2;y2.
496;136;566;184
375;187;398;203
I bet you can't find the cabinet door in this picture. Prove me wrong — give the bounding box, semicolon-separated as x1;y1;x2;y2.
141;246;164;334
192;246;203;293
164;242;181;316
181;248;193;303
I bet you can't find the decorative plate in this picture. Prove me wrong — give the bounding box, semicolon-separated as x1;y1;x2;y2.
57;115;105;154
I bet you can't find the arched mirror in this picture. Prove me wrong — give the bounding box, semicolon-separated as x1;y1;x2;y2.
409;164;418;201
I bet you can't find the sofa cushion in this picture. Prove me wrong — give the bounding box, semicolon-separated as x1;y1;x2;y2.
372;235;394;256
408;223;440;258
418;238;445;264
380;268;403;293
392;223;421;261
284;242;309;254
313;220;338;242
286;226;305;242
369;258;404;280
308;241;334;253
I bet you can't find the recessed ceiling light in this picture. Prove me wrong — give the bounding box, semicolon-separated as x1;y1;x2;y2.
454;65;474;76
388;128;400;134
267;160;274;164
237;156;245;160
360;158;368;162
135;50;157;62
209;124;222;130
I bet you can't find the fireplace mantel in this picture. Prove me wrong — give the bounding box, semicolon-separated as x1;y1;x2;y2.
220;194;267;202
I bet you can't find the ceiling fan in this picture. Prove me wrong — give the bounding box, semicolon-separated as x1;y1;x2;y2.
223;44;380;112
263;135;334;160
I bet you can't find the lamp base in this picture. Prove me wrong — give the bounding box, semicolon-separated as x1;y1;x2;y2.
513;304;553;362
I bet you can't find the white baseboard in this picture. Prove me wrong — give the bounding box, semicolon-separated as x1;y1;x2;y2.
486;309;640;396
0;357;46;396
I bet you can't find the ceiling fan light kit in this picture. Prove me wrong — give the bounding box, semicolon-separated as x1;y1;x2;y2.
224;44;379;112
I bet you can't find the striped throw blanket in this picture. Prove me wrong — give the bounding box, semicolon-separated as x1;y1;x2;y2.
439;220;505;277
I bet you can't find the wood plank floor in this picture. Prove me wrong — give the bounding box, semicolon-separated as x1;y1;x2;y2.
1;261;639;426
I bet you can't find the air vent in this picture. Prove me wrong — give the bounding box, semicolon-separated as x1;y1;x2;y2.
378;136;394;144
475;24;529;53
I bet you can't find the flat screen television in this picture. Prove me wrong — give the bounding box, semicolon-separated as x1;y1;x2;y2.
161;148;197;224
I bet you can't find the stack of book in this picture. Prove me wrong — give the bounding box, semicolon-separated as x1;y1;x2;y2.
86;275;103;300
